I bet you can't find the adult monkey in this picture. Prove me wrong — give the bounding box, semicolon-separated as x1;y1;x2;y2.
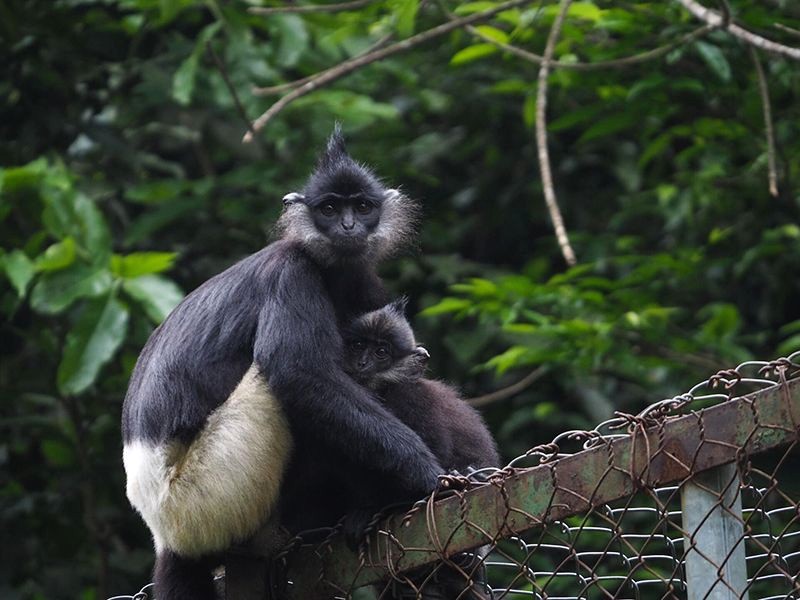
122;127;443;600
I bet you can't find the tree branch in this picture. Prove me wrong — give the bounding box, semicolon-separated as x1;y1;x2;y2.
206;42;259;143
462;23;713;70
674;0;800;61
749;47;779;197
773;22;800;40
535;0;577;267
467;366;548;408
243;0;536;141
249;0;374;15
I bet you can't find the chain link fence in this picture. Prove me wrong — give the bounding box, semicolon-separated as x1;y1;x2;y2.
113;352;800;599
278;352;800;599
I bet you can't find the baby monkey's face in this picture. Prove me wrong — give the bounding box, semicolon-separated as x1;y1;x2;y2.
346;337;392;380
344;335;430;388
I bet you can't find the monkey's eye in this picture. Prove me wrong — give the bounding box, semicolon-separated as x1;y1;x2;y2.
319;203;337;217
349;341;365;351
374;345;390;359
356;200;373;215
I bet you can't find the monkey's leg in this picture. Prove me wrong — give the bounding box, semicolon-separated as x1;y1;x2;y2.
124;365;293;557
154;550;217;600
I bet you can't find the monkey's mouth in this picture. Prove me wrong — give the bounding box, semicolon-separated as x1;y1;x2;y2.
347;370;375;386
331;235;368;254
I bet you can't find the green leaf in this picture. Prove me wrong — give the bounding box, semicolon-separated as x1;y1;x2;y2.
489;79;529;94
523;94;537;128
455;278;498;297
420;297;472;317
486;345;531;374
549;104;605;132
454;2;498;15
472;25;509;44
41;184;112;263
58;294;129;396
0;158;47;194
111;252;178;278
699;303;740;339
292;91;399;127
694;41;731;82
30;266;113;314
639;132;673;168
41;439;75;467
450;44;497;66
172;22;222;106
577;112;637;143
125;180;189;205
568;2;602;22
777;334;800;357
394;0;420;37
123;275;184;323
158;0;194;23
73;194;111;260
35;238;77;272
272;15;309;68
4;250;36;297
172;52;200;106
124;197;199;246
779;320;800;336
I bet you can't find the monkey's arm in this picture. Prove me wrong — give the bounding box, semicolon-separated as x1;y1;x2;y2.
254;257;443;498
422;380;501;470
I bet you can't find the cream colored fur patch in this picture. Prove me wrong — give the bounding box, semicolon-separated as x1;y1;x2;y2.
123;364;292;557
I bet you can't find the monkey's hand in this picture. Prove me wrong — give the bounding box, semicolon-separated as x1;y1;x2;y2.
437;470;472;492
341;508;384;552
401;457;445;500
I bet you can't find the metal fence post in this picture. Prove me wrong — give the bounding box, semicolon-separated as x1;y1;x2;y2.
681;462;749;600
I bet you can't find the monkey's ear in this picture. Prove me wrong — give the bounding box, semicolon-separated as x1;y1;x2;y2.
282;192;305;206
389;296;409;315
383;188;401;202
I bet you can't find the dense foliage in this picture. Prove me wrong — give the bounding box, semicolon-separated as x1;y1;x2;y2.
1;1;799;597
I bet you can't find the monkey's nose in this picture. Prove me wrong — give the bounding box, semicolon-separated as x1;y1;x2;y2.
342;220;355;231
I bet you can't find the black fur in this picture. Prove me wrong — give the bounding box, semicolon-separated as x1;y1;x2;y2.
122;129;442;600
342;304;500;600
343;303;500;472
153;551;217;600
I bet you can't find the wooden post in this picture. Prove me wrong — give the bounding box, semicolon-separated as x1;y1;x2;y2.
681;463;749;600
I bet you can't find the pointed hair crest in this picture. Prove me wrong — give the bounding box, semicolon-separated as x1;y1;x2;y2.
300;125;384;205
388;296;409;316
318;123;347;170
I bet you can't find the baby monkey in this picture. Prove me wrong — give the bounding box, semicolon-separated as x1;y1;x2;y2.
343;299;500;474
343;299;500;600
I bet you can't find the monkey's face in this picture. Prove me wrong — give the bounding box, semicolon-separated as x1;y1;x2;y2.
277;128;418;266
344;337;392;382
344;336;429;389
310;194;382;256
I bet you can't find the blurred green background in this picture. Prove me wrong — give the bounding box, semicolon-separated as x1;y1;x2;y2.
1;1;799;597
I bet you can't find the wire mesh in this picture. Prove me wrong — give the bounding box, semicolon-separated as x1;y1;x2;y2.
483;472;800;600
